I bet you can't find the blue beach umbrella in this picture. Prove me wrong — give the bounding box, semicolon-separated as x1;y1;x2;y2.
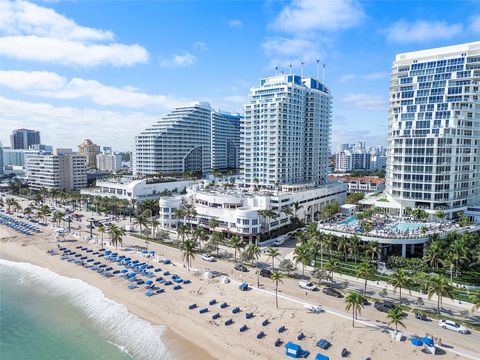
121;269;128;273
145;280;153;285
410;338;423;346
421;337;434;346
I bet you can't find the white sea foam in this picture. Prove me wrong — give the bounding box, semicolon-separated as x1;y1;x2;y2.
0;259;172;360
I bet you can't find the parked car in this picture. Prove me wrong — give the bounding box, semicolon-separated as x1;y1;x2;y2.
374;301;396;313
234;264;248;272
438;320;469;334
322;287;343;298
299;281;317;291
273;237;285;246
259;269;272;278
201;254;215;262
415;312;428;321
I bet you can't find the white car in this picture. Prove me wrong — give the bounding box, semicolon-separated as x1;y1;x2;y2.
298;281;317;291
273;238;285;246
201;254;215;262
438;320;469;334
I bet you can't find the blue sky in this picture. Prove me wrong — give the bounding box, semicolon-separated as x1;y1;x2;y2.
1;0;479;152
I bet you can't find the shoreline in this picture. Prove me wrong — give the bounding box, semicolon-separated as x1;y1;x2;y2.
0;228;476;360
0;240;216;360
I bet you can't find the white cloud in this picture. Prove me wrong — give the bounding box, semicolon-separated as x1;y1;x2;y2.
470;15;480;32
343;93;387;111
228;19;243;28
223;95;247;105
262;36;324;69
194;41;208;51
0;70;189;109
386;20;462;43
272;0;364;33
159;52;197;67
0;0;149;66
339;71;388;83
0;96;158;150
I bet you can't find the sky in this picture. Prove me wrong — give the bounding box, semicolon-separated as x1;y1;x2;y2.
0;0;479;152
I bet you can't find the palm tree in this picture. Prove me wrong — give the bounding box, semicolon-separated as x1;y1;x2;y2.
180;239;196;271
271;271;284;309
228;235;244;262
245;244;261;267
348;235;361;263
356;261;375;294
424;240;444;270
210;231;224;257
53;211;65;227
447;239;469;281
110;225;126;249
344;292;365;327
388;268;412;304
293;243;311;279
97;225;106;244
293;202;303;219
426;274;454;315
387;307;406;334
258;209;277;238
470;291;480;313
435;210;446;222
23;207;33;218
324;258;339;282
149;218;160;238
128;199;138;220
192;228;209;250
364;241;378;262
337;236;350;261
174;207;186;227
134;215;149;237
177;224;190;243
266;247;281;270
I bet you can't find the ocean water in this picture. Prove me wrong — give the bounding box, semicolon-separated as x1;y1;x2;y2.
0;259;172;360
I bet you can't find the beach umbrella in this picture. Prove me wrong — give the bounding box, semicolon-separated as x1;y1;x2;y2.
421;337;434;346
410;338;423;346
128;272;136;277
121;269;128;273
145;280;153;285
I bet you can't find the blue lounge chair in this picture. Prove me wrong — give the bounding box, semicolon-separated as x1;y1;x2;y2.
257;331;265;339
128;284;137;290
145;290;154;297
164;281;173;286
189;304;197;310
212;313;220;320
220;302;228;308
341;348;349;358
262;319;269;326
314;353;330;360
246;312;254;319
240;325;248;332
209;299;217;305
173;285;182;290
239;283;248;291
156;289;165;294
275;338;283;347
232;307;240;314
199;308;208;314
297;332;305;340
278;325;286;333
183;279;191;284
225;319;233;326
316;339;331;350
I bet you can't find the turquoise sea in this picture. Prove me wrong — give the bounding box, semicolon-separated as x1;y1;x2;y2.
0;259;172;360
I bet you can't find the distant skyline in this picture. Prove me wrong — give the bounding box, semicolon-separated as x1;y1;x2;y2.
1;0;480;151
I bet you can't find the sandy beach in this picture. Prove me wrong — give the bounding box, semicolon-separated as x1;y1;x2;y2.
1;226;474;360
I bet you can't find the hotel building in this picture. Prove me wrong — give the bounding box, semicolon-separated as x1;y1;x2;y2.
133;102;240;176
385;41;480;220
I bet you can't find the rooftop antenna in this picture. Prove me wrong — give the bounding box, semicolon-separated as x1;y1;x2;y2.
322;63;327;83
301;61;304;76
275;65;278;76
288;63;292;74
316;59;320;80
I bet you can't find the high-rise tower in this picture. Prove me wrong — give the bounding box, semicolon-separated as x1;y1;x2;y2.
241;74;331;187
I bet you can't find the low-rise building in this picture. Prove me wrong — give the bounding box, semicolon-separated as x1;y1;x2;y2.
158;181;347;242
81;177;194;202
330;176;385;194
25;149;87;191
96;153;122;172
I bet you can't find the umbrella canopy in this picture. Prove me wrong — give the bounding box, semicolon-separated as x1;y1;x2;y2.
121;269;128;273
421;337;434;346
128;272;136;277
145;280;153;285
410;338;423;346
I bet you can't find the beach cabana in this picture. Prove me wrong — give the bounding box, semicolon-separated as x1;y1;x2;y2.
285;342;302;358
421;337;434;346
410;338;423;346
314;353;329;360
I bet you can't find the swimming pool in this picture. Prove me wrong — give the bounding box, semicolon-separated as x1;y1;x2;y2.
339;216;359;226
390;223;425;232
